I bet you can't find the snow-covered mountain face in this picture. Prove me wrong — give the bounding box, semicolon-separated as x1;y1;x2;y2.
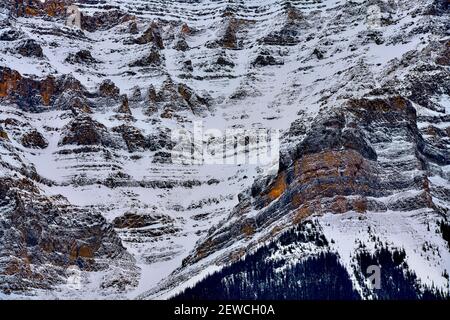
0;0;449;299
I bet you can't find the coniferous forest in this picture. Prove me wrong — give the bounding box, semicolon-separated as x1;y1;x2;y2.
174;222;449;300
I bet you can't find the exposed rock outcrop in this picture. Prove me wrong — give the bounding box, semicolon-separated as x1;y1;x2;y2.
1;0;449;300
146;80;210;117
13;0;67;18
65;50;98;65
59;115;109;146
99;79;120;99
21;130;48;149
113;212;174;229
112;124;146;152
0;67;89;111
16;39;44;58
129;47;162;67
133;22;164;49
0;178;133;293
81;10;135;32
183;96;439;265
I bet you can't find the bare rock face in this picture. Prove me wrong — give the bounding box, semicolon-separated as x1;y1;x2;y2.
113;212;174;229
13;0;67;18
0;125;9;140
0;29;23;41
0;67;55;109
208;17;250;49
12;0;134;34
129;86;142;102
54;93;92;114
134;22;164;49
221;18;239;49
261;6;309;46
0;67;89;111
183;96;437;265
52;75;92;115
56;74;86;94
146;79;210;117
129;47;162;67
116;94;131;115
435;40;450;66
112;124;146;152
252;51;284;67
0;178;132;293
113;212;180;242
16;39;44;58
147;128;174;152
0;67;38;108
152;151;172;164
21;130;48;149
128;20;138;34
81;10;135;32
1;0;449;300
59;115;108;146
99;79;120;99
65;50;98;65
174;39;189;52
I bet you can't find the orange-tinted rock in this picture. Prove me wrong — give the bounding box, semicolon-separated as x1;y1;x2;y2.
347;96;409;114
44;1;66;17
68;241;101;262
0;68;22;98
353;197;368;213
270;225;283;236
291;150;375;205
192;239;215;262
181;23;191;35
293;205;312;224
78;245;94;259
330;196;348;214
0;67;61;109
0;129;9;140
179;93;440;268
267;172;287;201
241;221;256;237
40;76;56;106
14;0;67;18
4;258;32;277
24;6;39;16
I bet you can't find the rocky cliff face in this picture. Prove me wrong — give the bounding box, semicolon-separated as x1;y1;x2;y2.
0;0;449;299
